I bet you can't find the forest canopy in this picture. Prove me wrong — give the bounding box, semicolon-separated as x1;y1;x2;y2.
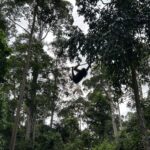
0;0;150;150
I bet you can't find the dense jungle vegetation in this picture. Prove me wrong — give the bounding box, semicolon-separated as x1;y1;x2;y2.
0;0;150;150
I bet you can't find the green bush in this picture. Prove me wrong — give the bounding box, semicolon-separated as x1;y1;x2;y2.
93;140;117;150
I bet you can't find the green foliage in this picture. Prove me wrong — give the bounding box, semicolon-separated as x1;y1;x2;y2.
0;1;150;150
117;111;150;150
0;13;7;32
0;93;8;128
92;140;117;150
0;30;11;83
64;138;83;150
85;90;112;139
69;0;150;88
35;130;64;150
0;90;10;149
57;116;80;143
63;129;93;150
0;11;10;84
80;129;93;148
119;130;141;150
66;1;150;148
143;99;150;128
36;0;73;33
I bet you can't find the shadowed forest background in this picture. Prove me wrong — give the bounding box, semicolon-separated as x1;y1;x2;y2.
0;0;150;150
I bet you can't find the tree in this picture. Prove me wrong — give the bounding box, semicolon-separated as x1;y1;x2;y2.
0;11;10;83
119;112;142;150
92;139;117;150
0;88;10;149
85;90;112;141
66;0;150;149
0;0;150;149
0;0;73;149
83;67;123;143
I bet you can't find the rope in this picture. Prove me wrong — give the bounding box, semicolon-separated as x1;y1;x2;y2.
68;63;88;68
78;63;88;66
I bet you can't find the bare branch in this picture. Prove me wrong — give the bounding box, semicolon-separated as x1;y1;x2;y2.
7;17;30;34
41;27;51;41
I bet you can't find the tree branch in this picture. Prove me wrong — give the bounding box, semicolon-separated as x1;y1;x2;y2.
100;0;112;5
7;17;30;34
41;27;51;41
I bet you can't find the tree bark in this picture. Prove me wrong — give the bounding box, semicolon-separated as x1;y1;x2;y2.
9;62;29;150
9;3;37;150
117;102;123;130
50;61;58;128
50;80;57;127
25;65;39;145
110;99;118;143
50;101;55;128
131;66;150;150
26;108;32;140
103;87;118;142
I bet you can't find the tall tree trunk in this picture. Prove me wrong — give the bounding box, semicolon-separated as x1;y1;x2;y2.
9;3;37;150
104;88;118;142
50;100;55;128
26;65;39;148
138;78;144;100
110;99;118;142
50;61;58;128
50;83;57;127
26;108;32;140
131;66;150;150
117;102;123;130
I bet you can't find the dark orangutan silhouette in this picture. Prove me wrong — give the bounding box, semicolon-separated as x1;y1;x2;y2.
70;64;90;83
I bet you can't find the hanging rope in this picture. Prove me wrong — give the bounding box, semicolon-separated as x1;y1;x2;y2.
68;63;88;68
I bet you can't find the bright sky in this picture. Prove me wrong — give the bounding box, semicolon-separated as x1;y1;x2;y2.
68;0;88;33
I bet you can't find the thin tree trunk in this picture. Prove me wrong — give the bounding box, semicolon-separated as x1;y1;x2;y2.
50;101;54;128
9;3;37;150
138;78;144;100
25;102;36;142
110;99;118;142
26;65;39;148
50;61;58;128
32;119;36;148
50;81;57;127
131;66;150;150
50;86;55;128
9;64;29;150
50;93;55;128
26;108;32;140
117;102;123;130
104;88;118;142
